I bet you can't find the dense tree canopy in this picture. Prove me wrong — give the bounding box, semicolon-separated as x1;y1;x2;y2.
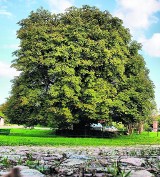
5;6;155;129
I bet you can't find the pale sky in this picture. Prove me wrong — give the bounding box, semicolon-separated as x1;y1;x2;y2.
0;0;160;110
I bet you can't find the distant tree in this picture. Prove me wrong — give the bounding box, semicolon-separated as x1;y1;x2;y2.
0;102;8;123
5;6;155;131
0;111;4;117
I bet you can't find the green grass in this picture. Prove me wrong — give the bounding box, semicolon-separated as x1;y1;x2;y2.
0;128;159;146
10;128;54;137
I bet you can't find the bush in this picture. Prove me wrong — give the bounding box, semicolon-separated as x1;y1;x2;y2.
55;128;119;138
112;122;125;130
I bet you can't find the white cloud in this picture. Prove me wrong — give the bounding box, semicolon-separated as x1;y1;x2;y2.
2;44;19;50
140;33;160;57
0;0;12;16
115;0;160;31
0;61;20;78
0;0;7;3
20;0;37;7
0;8;12;16
46;0;74;13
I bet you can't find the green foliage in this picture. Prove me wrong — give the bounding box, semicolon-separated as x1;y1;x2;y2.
0;129;10;135
5;6;155;129
0;103;6;118
112;122;125;130
155;114;160;124
107;159;131;177
0;111;4;117
0;156;11;168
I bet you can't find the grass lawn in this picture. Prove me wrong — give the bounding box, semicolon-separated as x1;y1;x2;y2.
0;128;159;146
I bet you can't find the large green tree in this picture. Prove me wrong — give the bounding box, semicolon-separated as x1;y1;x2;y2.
5;6;155;129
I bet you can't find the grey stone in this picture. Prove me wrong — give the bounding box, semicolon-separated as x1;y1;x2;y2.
43;156;56;161
130;170;154;177
42;153;62;160
0;171;8;176
66;169;74;176
87;167;108;173
94;173;107;177
0;167;44;177
15;165;29;170
69;154;91;160
21;169;45;177
62;159;85;166
2;155;22;162
120;158;145;166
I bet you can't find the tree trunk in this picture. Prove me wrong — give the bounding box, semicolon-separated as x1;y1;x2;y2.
137;122;144;134
127;124;134;135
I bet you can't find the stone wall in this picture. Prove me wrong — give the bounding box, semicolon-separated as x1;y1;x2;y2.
0;146;159;177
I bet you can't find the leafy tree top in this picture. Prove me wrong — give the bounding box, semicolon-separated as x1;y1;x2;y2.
5;6;155;128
